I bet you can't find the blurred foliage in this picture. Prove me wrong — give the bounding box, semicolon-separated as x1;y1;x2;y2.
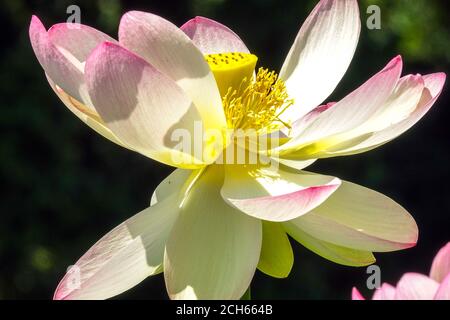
0;0;449;299
361;0;450;64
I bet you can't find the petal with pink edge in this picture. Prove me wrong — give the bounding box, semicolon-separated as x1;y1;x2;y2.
46;76;127;148
351;287;365;300
48;22;116;64
53;169;192;300
284;222;375;267
308;73;446;157
434;274;450;300
279;0;361;123
180;16;249;54
85;42;213;168
29;16;90;108
119;11;226;131
288;179;418;252
164;166;262;300
372;283;396;300
36;22;125;146
430;242;450;283
395;273;439;300
221;165;341;222
54;200;179;300
303;74;424;157
279;56;403;156
286;102;337;139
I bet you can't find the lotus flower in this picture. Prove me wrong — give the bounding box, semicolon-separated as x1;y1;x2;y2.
352;242;450;300
29;0;445;300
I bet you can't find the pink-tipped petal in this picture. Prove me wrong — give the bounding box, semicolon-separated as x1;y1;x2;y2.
54;202;179;300
422;72;447;98
29;16;89;107
280;56;403;155
288;178;418;252
48;23;116;63
118;11;226;131
279;0;361;123
54;169;191;300
395;273;440;300
85;42;207;168
383;72;447;139
284;222;376;267
313;73;445;157
430;242;450;283
180;16;249;54
352;287;366;300
372;283;397;300
46;76;127;148
288;102;337;138
434;274;450;300
31;20;122;136
221;165;341;222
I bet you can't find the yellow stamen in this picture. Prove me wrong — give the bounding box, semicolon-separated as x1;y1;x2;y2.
206;52;294;134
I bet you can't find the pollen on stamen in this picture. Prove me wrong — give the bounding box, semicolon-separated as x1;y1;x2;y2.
222;68;294;134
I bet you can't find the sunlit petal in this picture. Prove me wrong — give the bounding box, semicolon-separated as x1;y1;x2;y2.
181;16;249;54
164;166;262;300
279;0;360;122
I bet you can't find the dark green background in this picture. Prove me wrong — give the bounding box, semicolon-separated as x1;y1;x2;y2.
0;0;449;299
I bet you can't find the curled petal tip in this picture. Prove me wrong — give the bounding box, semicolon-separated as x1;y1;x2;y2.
382;55;403;73
352;287;365;300
388;55;403;68
53;284;69;300
29;15;45;33
434;72;447;81
30;15;42;24
87;41;122;62
52;291;63;301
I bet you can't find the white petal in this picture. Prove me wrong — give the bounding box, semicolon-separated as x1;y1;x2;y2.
279;0;361;122
85;42;212;168
150;169;194;206
325;73;446;156
54;198;180;300
164;166;262;300
54;169;195;300
275;158;317;171
284;222;375;266
47;75;127;148
288;179;418;252
119;11;226;131
279;56;403;156
221;165;340;222
180;16;249;54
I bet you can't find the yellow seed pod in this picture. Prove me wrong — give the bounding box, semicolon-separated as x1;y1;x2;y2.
205;52;258;97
